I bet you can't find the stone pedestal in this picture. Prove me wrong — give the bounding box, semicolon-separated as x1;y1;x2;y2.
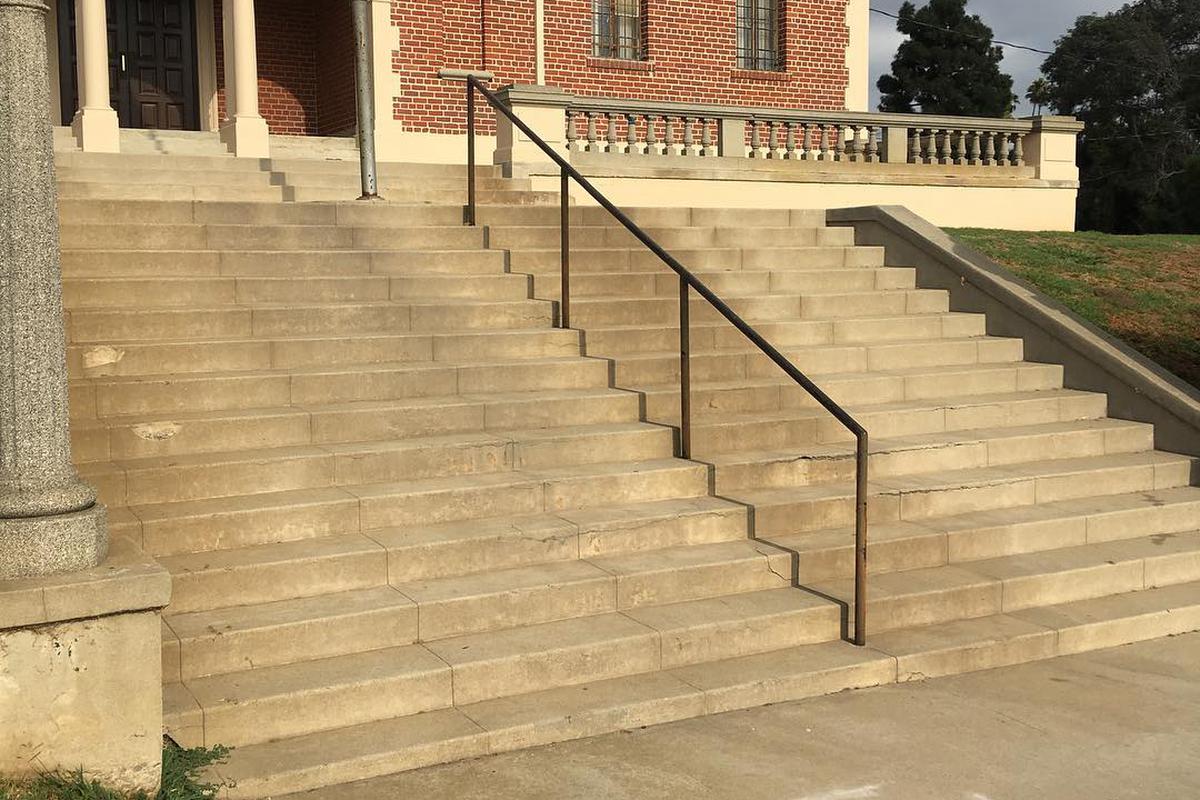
0;537;171;792
0;2;167;793
1025;116;1085;182
492;85;572;178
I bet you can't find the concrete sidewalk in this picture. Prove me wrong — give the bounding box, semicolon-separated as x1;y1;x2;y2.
288;633;1200;800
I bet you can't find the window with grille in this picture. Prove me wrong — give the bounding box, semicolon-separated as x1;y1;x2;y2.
737;0;780;71
593;0;643;60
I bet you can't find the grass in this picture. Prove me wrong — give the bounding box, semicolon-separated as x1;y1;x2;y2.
946;228;1200;388
0;744;229;800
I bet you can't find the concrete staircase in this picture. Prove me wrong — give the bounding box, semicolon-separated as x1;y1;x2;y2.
55;146;1200;798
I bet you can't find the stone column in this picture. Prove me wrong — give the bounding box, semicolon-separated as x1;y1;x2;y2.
219;0;269;157
0;0;107;580
69;0;120;152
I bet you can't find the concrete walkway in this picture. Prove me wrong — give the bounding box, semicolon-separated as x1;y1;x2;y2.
289;633;1200;800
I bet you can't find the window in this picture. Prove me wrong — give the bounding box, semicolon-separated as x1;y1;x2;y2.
593;0;642;60
737;0;780;71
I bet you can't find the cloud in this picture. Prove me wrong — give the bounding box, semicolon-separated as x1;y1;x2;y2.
867;0;1129;113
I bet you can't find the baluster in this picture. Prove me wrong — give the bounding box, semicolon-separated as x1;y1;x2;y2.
645;114;660;156
908;128;921;164
749;120;762;158
935;128;949;165
586;112;600;153
1012;132;1025;167
565;110;577;153
681;116;695;157
839;125;854;162
849;125;865;162
802;123;817;161
865;125;879;163
967;130;981;166
605;112;619;153
626;112;639;155
664;116;677;156
783;121;797;159
818;125;832;161
994;131;1008;166
954;129;966;165
701;117;715;157
979;131;993;165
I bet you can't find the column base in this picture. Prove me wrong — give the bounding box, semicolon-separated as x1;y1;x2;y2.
70;107;120;153
0;504;108;580
220;114;270;158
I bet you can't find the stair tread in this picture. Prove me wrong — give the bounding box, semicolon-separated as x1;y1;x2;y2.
732;450;1196;506
165;585;413;642
72;355;599;385
809;531;1200;600
704;417;1150;460
769;486;1200;555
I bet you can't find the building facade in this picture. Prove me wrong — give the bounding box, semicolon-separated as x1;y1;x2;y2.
47;0;870;156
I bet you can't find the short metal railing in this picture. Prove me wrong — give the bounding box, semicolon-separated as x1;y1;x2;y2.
461;75;871;645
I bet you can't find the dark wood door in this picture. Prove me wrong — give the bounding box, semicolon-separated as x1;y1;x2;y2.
123;0;199;129
57;0;199;130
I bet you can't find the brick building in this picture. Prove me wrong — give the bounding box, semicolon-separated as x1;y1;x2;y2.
49;0;869;157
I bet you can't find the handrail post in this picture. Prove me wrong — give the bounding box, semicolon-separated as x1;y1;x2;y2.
679;276;691;459
350;0;379;200
465;78;477;226
559;167;570;328
854;432;869;646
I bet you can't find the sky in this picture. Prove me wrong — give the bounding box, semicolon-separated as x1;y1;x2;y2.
868;0;1130;115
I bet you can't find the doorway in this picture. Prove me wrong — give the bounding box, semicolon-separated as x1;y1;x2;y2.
58;0;201;130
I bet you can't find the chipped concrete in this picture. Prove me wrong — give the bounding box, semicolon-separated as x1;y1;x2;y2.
131;421;182;441
285;633;1200;800
82;344;126;370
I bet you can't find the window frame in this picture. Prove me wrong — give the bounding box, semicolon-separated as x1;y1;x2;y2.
737;0;782;72
592;0;644;61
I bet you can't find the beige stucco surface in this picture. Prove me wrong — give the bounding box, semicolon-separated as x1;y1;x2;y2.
0;610;163;792
531;175;1079;231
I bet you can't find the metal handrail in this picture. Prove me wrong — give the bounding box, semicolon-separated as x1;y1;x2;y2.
461;76;870;646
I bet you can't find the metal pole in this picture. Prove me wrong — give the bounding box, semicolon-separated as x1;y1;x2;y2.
853;433;869;646
350;0;379;200
560;168;570;328
679;276;691;459
466;79;477;225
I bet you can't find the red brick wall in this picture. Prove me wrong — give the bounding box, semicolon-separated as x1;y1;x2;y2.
214;0;353;136
390;0;852;134
316;2;357;135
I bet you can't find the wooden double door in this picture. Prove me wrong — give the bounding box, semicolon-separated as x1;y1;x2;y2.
58;0;200;130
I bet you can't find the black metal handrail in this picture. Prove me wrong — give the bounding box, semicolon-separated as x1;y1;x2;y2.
461;76;870;646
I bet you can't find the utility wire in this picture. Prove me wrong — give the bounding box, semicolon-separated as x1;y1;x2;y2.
869;6;1200;80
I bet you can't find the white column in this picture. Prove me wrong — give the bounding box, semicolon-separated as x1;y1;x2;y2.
70;0;119;152
219;0;269;157
844;0;869;112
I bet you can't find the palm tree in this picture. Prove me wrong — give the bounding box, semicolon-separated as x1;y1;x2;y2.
1026;77;1053;116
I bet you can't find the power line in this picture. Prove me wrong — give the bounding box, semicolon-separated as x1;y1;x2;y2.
869;6;1200;81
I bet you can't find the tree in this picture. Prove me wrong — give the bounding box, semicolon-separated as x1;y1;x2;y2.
1026;78;1052;116
1040;0;1200;232
877;0;1015;116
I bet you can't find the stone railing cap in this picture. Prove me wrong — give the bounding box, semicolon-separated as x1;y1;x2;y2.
437;68;496;82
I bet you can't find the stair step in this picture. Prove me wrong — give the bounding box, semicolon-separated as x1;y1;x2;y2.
705;418;1154;486
736;450;1197;537
372;495;749;583
809;531;1200;632
767;486;1200;582
164;586;417;681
